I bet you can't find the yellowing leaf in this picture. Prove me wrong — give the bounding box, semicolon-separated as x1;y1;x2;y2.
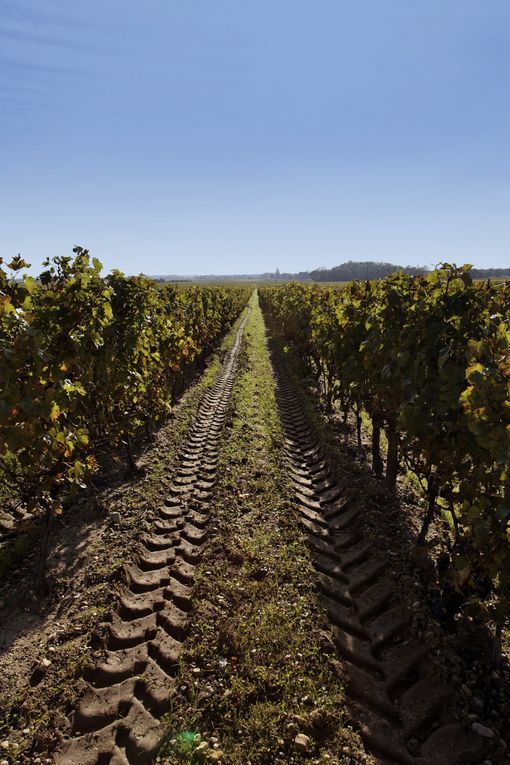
50;402;61;421
23;275;37;294
52;499;63;516
0;296;15;315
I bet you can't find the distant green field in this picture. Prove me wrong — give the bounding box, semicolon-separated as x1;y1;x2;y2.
160;280;261;289
156;276;510;290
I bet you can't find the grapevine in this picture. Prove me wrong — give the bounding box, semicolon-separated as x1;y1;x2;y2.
260;268;510;655
0;249;249;592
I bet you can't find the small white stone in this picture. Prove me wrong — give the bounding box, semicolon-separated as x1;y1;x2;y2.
472;722;494;739
294;733;311;752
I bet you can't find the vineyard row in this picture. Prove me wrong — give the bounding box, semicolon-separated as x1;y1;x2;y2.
0;249;249;589
260;267;510;648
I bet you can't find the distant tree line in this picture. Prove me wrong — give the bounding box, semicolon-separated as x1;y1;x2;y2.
310;261;427;282
309;261;510;282
469;267;510;279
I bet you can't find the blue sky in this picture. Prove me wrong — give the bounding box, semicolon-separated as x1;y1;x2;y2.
1;1;509;275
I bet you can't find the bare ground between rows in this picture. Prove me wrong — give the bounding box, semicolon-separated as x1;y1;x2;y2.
157;296;373;765
54;311;248;764
267;339;509;765
0;315;247;764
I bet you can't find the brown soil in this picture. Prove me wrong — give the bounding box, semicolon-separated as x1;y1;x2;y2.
53;310;249;765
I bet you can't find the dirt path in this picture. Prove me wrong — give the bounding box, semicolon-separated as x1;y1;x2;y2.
155;292;372;765
55;309;250;765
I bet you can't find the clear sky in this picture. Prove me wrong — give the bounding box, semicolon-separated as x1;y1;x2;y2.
1;1;509;275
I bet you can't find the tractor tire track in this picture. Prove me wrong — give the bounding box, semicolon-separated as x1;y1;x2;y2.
271;352;486;765
56;309;249;765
